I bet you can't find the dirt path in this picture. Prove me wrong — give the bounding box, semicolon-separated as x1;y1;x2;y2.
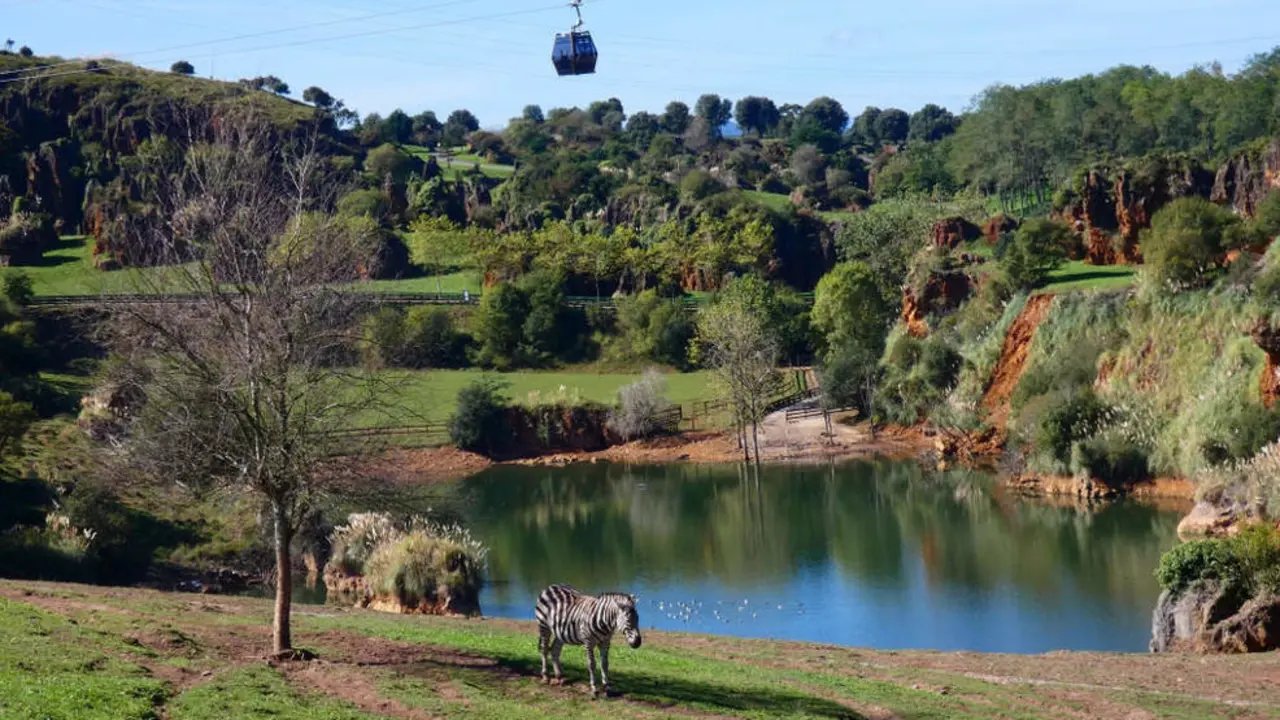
982;293;1056;430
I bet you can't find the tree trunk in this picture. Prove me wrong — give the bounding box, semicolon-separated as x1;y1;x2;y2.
750;419;761;467
272;499;294;656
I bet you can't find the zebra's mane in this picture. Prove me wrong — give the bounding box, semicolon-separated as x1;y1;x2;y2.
596;592;636;609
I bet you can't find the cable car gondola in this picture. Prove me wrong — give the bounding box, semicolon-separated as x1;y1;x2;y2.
552;0;597;76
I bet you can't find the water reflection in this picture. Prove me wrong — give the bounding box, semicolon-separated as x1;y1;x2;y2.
450;461;1181;653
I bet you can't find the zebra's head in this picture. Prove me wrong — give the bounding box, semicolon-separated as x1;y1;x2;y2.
615;594;642;649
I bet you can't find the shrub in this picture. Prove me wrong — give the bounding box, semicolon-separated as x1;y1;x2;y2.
1000;218;1072;290
328;512;400;576
361;307;406;369
400;306;467;368
449;377;509;454
1233;522;1280;594
363;528;485;614
877;331;962;425
1156;538;1246;594
1255;190;1280;241
1155;524;1280;597
608;290;695;370
608;369;674;441
0;212;58;265
1141;197;1241;290
334;512;488;614
680;169;725;201
1070;436;1150;488
1035;388;1108;466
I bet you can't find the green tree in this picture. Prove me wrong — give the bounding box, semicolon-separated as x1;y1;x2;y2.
473;283;531;369
734;96;780;136
874;108;910;145
383;109;413;144
1001;218;1072;290
661;101;691;135
694;94;733;137
407;216;469;294
811;261;894;361
907;104;958;143
522;104;545;123
170;60;195;75
800;96;849;135
625;111;661;150
442;109;480;147
1141;197;1241;290
449;377;509;455
302;86;334;108
850;106;883;148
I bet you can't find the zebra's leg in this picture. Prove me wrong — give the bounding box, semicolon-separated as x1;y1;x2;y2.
550;639;565;685
585;641;599;697
598;641;611;696
538;625;551;683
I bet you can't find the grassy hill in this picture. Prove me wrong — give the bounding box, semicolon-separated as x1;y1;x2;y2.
2;580;1276;720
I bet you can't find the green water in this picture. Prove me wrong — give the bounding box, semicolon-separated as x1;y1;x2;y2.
343;459;1183;654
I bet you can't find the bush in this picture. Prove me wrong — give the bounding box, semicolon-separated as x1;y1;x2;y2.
1156;524;1280;597
400;306;467;368
608;369;674;441
449;377;509;454
1199;402;1280;467
361;307;406;369
1156;538;1247;594
1001;218;1071;290
608;290;695;370
0;212;58;265
363;522;486;614
1070;436;1150;488
1034;388;1109;465
679;169;725;201
1141;197;1241;290
877;331;962;424
328;512;400;576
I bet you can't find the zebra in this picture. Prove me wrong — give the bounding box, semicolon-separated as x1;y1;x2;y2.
535;584;642;697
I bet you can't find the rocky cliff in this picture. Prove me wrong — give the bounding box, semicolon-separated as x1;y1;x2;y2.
1059;158;1215;265
1212;138;1280;217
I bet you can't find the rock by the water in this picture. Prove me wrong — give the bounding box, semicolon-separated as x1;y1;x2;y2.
1151;581;1280;654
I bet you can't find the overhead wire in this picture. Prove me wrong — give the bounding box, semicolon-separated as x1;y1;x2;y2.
0;0;572;85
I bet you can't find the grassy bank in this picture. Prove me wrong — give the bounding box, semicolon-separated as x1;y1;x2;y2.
2;580;1277;719
361;369;718;426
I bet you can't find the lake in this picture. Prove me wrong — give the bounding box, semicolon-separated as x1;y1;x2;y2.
336;459;1184;655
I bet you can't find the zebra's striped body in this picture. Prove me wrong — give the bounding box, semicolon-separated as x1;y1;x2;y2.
535;584;642;696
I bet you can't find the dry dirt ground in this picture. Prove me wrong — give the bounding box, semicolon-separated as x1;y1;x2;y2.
2;580;1278;719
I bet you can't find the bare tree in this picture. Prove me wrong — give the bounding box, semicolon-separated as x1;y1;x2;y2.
104;112;392;658
694;296;780;464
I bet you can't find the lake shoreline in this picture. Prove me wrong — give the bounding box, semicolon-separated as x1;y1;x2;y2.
354;422;1201;506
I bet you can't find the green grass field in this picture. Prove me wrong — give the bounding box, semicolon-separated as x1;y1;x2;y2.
402;145;515;180
741;191;859;223
356;271;484;295
2;580;1274;720
8;236;183;297
10;237;481;298
363;369;718;426
1040;260;1138;294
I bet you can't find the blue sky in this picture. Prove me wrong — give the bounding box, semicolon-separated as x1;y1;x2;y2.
7;0;1280;128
